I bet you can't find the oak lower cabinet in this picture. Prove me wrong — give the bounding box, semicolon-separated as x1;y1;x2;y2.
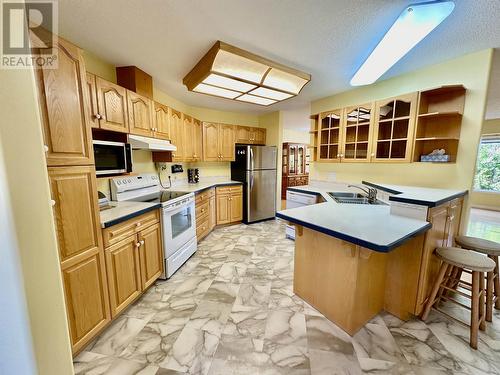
216;185;243;225
102;211;163;317
414;197;464;315
195;188;215;240
35;37;94;166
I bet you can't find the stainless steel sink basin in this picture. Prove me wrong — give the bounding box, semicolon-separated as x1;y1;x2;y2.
327;192;387;205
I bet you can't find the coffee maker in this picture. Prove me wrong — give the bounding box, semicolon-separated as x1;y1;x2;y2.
187;168;199;183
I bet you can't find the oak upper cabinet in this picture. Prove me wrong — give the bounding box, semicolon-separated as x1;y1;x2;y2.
251;127;266;145
153;102;170;140
169;109;184;161
86;73;99;129
372;93;417;162
48;166;110;352
35;37;93;166
235;126;266;145
220;124;235;161
318;109;344;162
127;90;154;137
95;77;129;133
216;185;243;225
105;236;141;317
183;116;195;162
203;122;220;161
341;103;375;162
193;119;203;162
138;223;163;290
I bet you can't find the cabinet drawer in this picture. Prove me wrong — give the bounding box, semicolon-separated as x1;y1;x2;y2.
103;210;159;247
196;216;210;238
196;200;209;218
195;188;215;204
216;185;242;195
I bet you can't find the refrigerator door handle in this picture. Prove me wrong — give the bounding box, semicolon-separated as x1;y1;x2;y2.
250;173;254;190
249;147;254;171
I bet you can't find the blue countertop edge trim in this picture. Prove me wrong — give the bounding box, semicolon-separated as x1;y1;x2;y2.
102;203;162;228
276;212;432;253
362;181;468;207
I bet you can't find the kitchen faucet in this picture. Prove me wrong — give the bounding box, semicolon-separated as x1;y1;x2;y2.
348;184;378;203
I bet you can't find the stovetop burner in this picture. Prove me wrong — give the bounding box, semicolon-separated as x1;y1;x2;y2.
136;190;191;204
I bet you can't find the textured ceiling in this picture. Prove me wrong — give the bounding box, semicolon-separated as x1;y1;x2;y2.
58;0;500;117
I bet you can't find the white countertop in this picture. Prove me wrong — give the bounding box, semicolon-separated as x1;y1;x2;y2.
100;201;161;228
168;178;242;193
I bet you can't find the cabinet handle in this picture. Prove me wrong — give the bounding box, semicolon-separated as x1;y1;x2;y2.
135;242;141;248
201;208;205;212
136;222;141;227
371;153;375;157
140;240;145;245
44;145;49;152
50;199;56;206
95;114;102;120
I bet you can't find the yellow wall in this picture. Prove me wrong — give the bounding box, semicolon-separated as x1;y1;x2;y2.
0;67;74;372
469;118;500;210
283;128;310;144
259;111;283;206
310;50;493;190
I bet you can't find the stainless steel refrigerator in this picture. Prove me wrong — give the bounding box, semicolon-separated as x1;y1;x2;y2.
231;145;277;223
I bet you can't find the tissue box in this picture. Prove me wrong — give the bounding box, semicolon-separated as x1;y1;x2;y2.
420;154;450;162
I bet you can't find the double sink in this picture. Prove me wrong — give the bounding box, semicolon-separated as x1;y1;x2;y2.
327;192;387;205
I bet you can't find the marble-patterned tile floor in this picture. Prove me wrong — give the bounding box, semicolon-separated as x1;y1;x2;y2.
74;220;500;375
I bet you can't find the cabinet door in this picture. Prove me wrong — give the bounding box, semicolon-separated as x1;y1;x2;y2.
193;119;203;161
48;166;102;262
203;122;220;161
342;103;374;162
415;204;449;315
128;90;154;137
216;194;231;225
169;109;184;161
219;124;235;161
209;195;216;231
318;110;343;163
86;72;99;129
230;192;243;222
96;77;129;133
183;116;195;162
35;37;93;166
236;126;251;144
105;236;142;317
138;223;163;290
153;102;170;140
372;93;417;162
61;247;110;353
253;128;266;145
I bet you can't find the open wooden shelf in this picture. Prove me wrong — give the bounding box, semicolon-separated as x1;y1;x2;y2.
413;85;465;163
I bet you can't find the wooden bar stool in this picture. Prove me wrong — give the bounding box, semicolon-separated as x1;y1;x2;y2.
455;235;500;322
421;247;495;349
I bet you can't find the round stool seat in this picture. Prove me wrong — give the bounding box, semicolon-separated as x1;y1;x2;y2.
436;247;496;272
455;235;500;256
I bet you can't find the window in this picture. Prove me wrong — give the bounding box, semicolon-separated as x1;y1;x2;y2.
473;135;500;192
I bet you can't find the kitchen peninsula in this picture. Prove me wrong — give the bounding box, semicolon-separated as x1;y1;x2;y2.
277;182;468;335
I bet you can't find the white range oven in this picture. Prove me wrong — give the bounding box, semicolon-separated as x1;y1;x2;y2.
110;174;197;278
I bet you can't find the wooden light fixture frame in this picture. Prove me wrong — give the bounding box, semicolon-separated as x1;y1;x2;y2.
183;41;311;106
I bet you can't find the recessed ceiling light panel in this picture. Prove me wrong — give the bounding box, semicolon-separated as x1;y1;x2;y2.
350;1;455;86
183;41;311;105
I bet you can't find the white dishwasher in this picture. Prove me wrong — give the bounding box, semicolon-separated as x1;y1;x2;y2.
285;190;319;240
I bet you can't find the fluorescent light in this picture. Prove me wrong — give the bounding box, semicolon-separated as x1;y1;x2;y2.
236;94;276;106
263;68;309;94
212;49;268;84
350;1;455;86
193;83;241;99
203;73;257;92
250;87;293;100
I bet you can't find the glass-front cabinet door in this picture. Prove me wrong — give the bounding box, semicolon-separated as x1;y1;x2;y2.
372;92;418;162
341;103;374;162
318;109;343;162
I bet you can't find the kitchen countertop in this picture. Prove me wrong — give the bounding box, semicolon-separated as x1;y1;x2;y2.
168;179;242;193
277;202;431;253
100;201;161;228
361;181;468;207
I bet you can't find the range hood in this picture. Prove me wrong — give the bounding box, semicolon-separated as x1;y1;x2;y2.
128;135;177;151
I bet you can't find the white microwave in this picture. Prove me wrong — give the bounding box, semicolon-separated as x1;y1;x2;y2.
93;140;132;175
